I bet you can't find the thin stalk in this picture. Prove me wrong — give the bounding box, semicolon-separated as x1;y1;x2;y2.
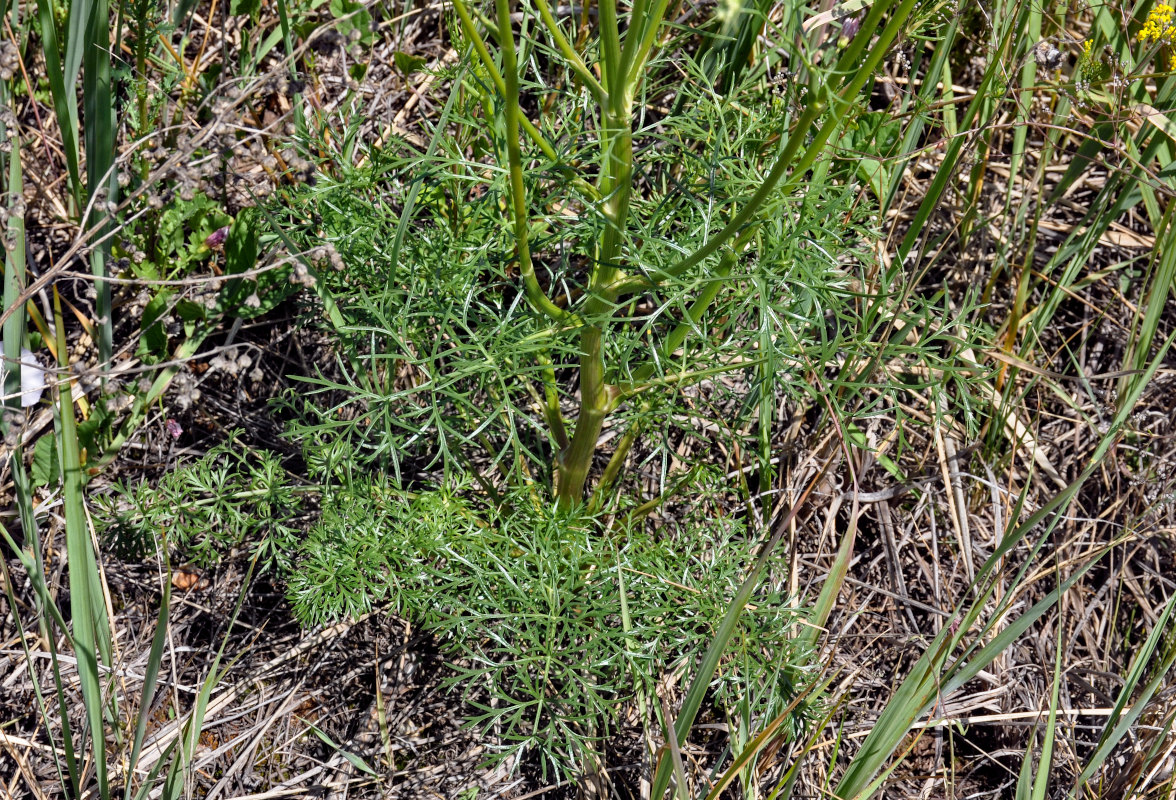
533;0;606;101
610;95;823;296
1121;199;1176;400
587;415;641;513
537;355;569;450
275;0;306;133
597;0;623;93
133;0;150;131
493;0;573;326
626;231;750;388
624;0;673;86
451;0;601;203
618;0;919;297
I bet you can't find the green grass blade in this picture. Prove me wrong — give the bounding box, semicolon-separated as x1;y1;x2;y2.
2;86;23;404
160;554;261;800
1072;591;1176;792
1121;200;1176;400
648;459;833;799
82;0;115;367
831;330;1176;800
1031;620;1064;800
33;0;81;207
53;287;110;798
123;551;173;800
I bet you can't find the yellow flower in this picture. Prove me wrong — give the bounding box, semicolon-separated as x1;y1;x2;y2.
1141;3;1176;44
1083;39;1093;56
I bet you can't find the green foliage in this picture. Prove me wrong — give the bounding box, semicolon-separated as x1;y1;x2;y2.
124;193;230;282
393;51;428;77
274;85;889;480
31;433;61;488
229;0;261;19
252;0;994;782
328;0;373;45
98;431;817;776
97;434;304;569
288;479;814;775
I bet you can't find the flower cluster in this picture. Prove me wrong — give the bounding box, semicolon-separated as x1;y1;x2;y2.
1141;3;1176;45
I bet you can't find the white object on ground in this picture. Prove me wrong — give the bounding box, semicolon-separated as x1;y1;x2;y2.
0;341;47;407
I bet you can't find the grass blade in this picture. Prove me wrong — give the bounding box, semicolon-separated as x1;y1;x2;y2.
831;330;1176;800
53;286;111;798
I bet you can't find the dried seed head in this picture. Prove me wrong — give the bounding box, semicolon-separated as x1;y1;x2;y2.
172;372;202;410
0;40;19;72
1031;41;1063;69
289;261;316;287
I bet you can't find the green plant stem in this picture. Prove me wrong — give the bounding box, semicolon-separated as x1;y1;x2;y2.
532;0;606;101
587;414;642;513
558;323;616;507
609;94;823;296
493;0;573;327
624;0;672;86
537;355;569;450
556;182;629;505
626;234;749;388
597;0;623;92
556;51;640;506
450;0;601;204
